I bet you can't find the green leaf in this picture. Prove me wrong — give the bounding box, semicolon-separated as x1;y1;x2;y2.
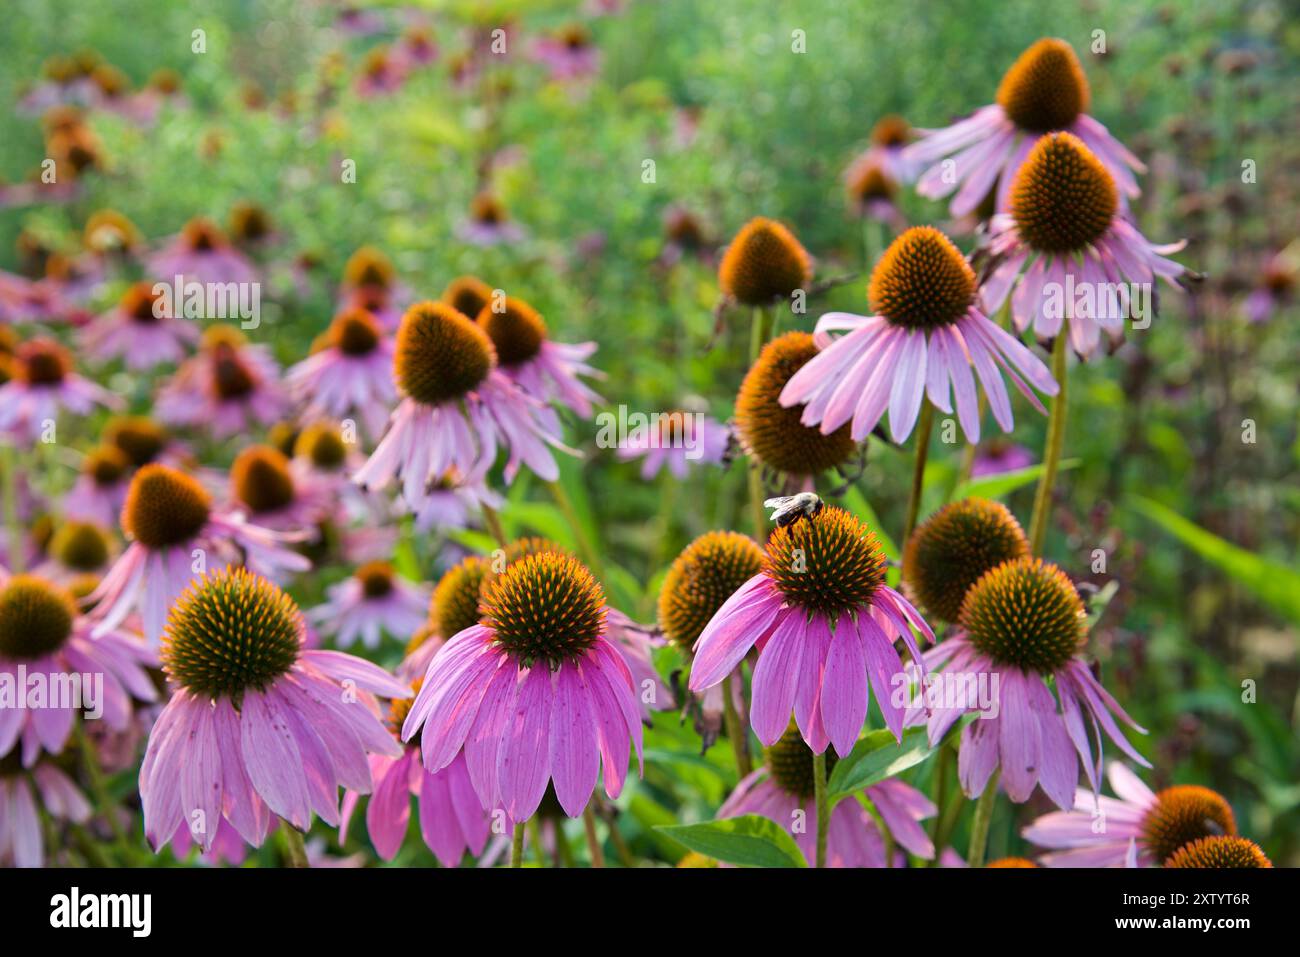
1129;495;1300;625
656;815;807;867
953;459;1081;502
827;727;936;800
842;486;899;560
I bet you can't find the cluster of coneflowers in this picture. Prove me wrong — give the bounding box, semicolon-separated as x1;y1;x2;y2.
0;32;1274;872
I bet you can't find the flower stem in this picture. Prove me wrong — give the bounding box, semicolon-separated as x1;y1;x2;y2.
928;740;953;865
1028;334;1068;556
967;768;1001;869
511;821;526;867
546;479;604;580
480;502;509;550
582;805;605;868
902;400;934;551
813;750;830;868
74;721;130;862
280;821;309;868
1;444;23;573
720;674;752;777
747;306;772;542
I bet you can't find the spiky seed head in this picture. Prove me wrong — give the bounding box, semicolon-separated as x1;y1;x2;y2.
344;246;395;290
229;201;272;243
294;421;348;471
104;415;169;467
356;561;396;599
764;505;887;621
481;552;606;669
736;332;857;476
1140;785;1237;864
1165;836;1271;869
162;567;302;701
1010;132;1117;253
469;192;507;225
330;307;382;356
870;114;911;147
16;338;70;386
868;226;976;331
181;217;228;252
429;556;490;639
478;297;547;366
0;575;76;661
848;158;896;206
996;38;1091;133
84;209;140;253
959;557;1086;674
903;498;1029;623
231;445;295;515
122;463;212;548
118;282;165;323
442;276;494;321
766;722;838;797
658;530;764;652
49;520;112;571
718;217;813;307
393;301;495;406
83;445;130;487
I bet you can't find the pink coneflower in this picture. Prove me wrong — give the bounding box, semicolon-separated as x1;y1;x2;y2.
457;192;526;247
918;556;1147;810
980;133;1188;357
902;38;1145;217
1023;762;1237;868
970;439;1034;478
0;570;157;766
779;226;1057;444
355;45;409;98
170;816;249;865
139;567;410;852
615;409;730;479
0;751;92;867
64;445;132;527
402;552;642;821
412;469;503;534
337;247;409;331
148;217;257;287
719;724;936;867
35;519;116;584
156;325;289;438
89;463;309;646
861;114;920;184
287;307;395;440
308;561;429;650
340;682;494;866
844;151;905;229
395;24;438;68
355;301;572;506
689;503;934;755
81;281;199;369
606;609;674;718
532;24;601;82
227;444;332;541
476;295;604;418
0;338;120;441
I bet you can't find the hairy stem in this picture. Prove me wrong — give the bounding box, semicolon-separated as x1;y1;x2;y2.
1028;334;1068;555
967;768;1001;869
813;750;830;868
511;821;526;867
720;674;752;777
902;400;935;552
582;805;605;868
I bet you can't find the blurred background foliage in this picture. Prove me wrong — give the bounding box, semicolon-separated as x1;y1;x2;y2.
2;0;1297;865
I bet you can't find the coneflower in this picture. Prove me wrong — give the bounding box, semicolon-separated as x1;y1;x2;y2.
779;226;1057;444
0;571;156;766
1024;762;1240;867
532;23;601;82
477;295;603;418
718;723;936;867
140;567;410;852
690;505;933;755
921;556;1147;811
458;192;525;247
103;415;177;469
736;331;858;483
156;325;289;439
0;749;91;867
903;38;1145;216
981;132;1188;357
614;408;731;479
0;338;120;441
287;307;395;440
442;275;494;320
1164;836;1272;869
718;217;812;308
64;445;132;527
902;497;1029;623
228;201;274;249
354;301;571;506
88;463;308;645
38;519;114;582
148;217;257;286
81;280;199;370
402;551;643;822
338;246;408;330
228;444;330;539
308;561;429;650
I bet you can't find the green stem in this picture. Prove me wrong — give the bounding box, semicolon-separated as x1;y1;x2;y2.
902;400;935;552
480;502;509;550
1;444;22;573
280;821;309;868
928;741;953;865
511;821;526;868
545;480;604;580
651;472;678;574
74;722;130;861
747;306;773;542
813;750;830;868
582;805;605;868
1028;334;1069;556
967;768;1001;869
719;674;752;777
